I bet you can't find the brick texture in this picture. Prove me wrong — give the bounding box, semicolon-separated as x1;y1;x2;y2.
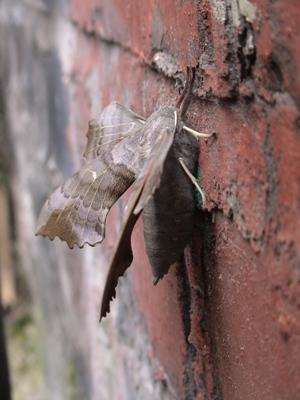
67;1;300;398
1;0;299;399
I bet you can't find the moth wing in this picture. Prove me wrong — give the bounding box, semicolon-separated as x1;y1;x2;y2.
83;101;145;160
99;181;144;320
134;127;175;214
36;160;116;248
36;102;145;248
100;128;175;319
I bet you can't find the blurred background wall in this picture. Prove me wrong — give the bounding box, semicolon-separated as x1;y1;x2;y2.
0;0;299;399
0;1;114;399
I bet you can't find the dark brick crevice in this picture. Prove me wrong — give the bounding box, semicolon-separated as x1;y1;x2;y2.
267;55;284;93
198;211;224;400
238;18;256;81
224;0;240;94
176;257;198;400
263;124;279;229
196;1;215;68
175;210;225;400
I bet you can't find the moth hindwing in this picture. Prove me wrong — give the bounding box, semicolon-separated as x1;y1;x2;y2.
36;102;145;248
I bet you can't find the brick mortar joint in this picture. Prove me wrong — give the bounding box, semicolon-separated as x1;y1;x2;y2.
71;17;300;110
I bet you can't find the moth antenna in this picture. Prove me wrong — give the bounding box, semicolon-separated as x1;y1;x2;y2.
176;67;195;117
178;157;205;207
182;125;214;139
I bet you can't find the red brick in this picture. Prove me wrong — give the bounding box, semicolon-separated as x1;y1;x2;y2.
67;1;300;398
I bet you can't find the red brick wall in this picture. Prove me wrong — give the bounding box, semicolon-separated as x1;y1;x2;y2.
68;1;300;399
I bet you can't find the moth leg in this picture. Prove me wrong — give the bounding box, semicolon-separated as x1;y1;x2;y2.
178;157;205;207
182;125;214;139
174;110;178;129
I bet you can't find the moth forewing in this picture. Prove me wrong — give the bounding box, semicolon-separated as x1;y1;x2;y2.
100;110;178;318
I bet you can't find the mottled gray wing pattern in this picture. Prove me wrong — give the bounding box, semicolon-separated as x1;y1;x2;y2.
100;127;175;319
83;101;145;160
36;102;145;249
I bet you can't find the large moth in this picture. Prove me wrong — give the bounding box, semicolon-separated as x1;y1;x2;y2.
36;68;211;320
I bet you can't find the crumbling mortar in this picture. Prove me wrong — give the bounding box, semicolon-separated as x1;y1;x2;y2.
196;0;215;68
70;19;142;60
224;0;240;92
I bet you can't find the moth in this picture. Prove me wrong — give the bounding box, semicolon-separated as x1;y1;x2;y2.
36;68;211;320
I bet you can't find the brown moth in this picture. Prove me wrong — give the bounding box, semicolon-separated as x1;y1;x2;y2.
100;68;212;319
36;68;210;320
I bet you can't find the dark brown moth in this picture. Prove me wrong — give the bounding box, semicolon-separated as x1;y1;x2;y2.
36;68;211;320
